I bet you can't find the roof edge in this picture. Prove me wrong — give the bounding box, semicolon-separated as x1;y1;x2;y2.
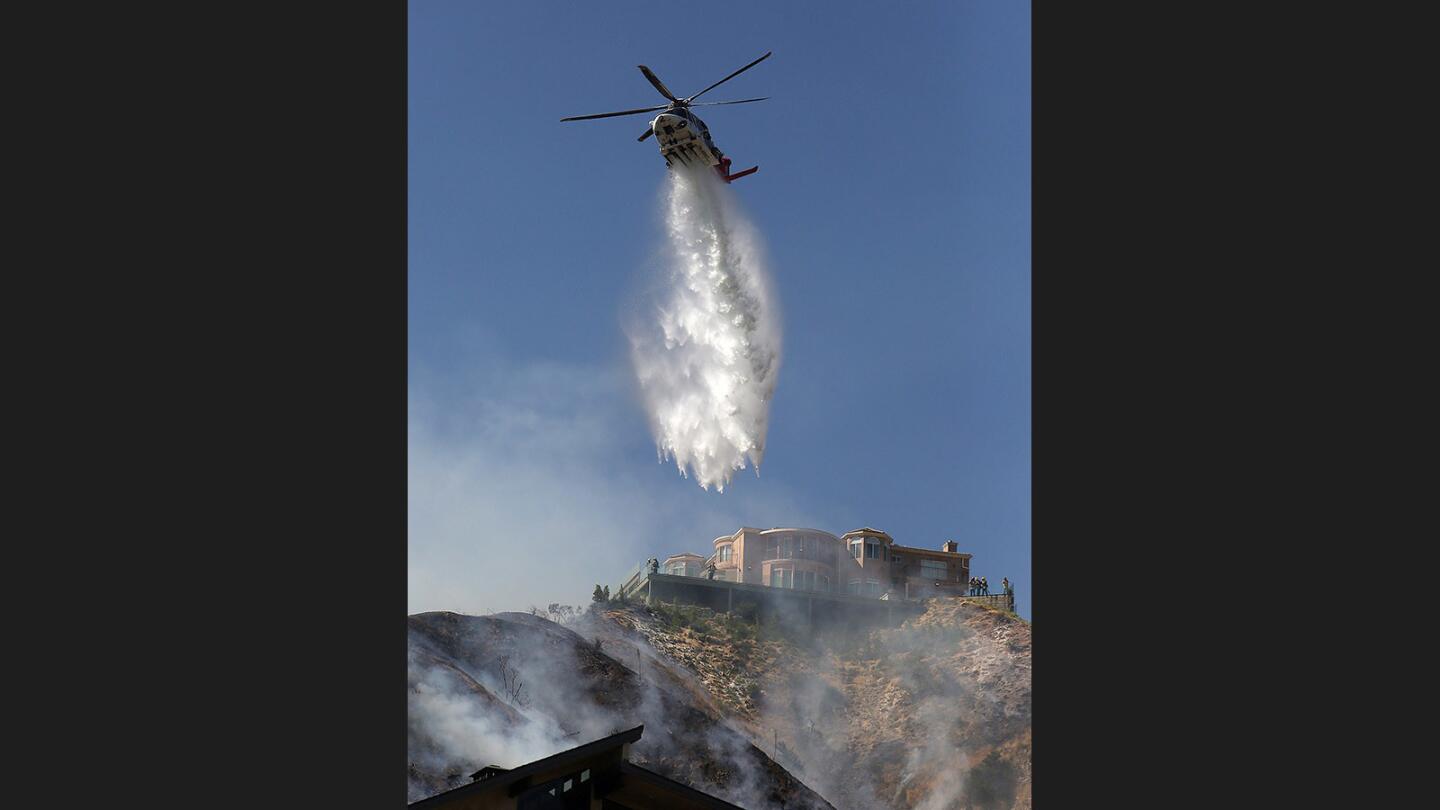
408;726;645;808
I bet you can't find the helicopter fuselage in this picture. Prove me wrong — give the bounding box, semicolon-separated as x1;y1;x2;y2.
649;109;757;183
651;110;719;167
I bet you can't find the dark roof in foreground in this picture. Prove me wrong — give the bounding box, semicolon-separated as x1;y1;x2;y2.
408;725;645;808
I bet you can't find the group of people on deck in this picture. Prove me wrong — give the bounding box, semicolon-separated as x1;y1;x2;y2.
968;576;1015;597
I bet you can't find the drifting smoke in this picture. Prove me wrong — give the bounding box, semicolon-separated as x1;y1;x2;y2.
628;164;782;492
408;610;830;809
407;601;1029;809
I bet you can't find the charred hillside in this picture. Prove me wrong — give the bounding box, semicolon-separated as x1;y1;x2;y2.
570;598;1032;810
407;610;834;809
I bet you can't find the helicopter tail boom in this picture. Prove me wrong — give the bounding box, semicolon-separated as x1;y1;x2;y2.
722;165;758;183
716;156;758;183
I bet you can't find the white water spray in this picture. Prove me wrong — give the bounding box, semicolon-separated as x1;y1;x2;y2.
628;165;782;492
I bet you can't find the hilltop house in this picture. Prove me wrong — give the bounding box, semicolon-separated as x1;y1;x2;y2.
661;527;974;601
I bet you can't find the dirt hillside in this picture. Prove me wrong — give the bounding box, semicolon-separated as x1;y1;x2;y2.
570;598;1032;810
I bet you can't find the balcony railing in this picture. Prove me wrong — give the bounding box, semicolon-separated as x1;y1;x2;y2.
616;560;648;598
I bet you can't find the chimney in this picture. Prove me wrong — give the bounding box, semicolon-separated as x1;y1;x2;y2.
941;540;958;553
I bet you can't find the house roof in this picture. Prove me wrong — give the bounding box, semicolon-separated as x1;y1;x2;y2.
758;527;840;539
840;527;895;542
408;726;645;808
471;765;509;782
891;543;973;560
408;725;753;809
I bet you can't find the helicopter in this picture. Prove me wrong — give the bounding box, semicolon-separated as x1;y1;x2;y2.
561;51;772;183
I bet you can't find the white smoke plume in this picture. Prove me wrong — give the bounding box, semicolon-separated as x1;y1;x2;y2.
628;164;782;492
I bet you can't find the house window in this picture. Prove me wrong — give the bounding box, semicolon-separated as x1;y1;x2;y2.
849;539;862;559
846;579;861;595
920;559;949;579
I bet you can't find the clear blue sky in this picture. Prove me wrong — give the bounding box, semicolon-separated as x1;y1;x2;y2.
408;0;1031;618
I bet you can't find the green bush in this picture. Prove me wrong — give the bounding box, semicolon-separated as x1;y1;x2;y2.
721;611;756;641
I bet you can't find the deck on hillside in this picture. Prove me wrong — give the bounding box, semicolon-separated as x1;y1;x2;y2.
615;570;948;627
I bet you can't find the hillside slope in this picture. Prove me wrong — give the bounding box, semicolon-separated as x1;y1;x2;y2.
571;598;1032;810
407;610;834;809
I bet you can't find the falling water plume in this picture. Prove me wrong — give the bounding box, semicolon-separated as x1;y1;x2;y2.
628;164;782;492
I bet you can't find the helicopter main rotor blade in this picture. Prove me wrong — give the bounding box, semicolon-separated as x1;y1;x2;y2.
560;104;670;122
685;51;772;103
688;96;771;107
637;65;679;102
638;126;654;142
